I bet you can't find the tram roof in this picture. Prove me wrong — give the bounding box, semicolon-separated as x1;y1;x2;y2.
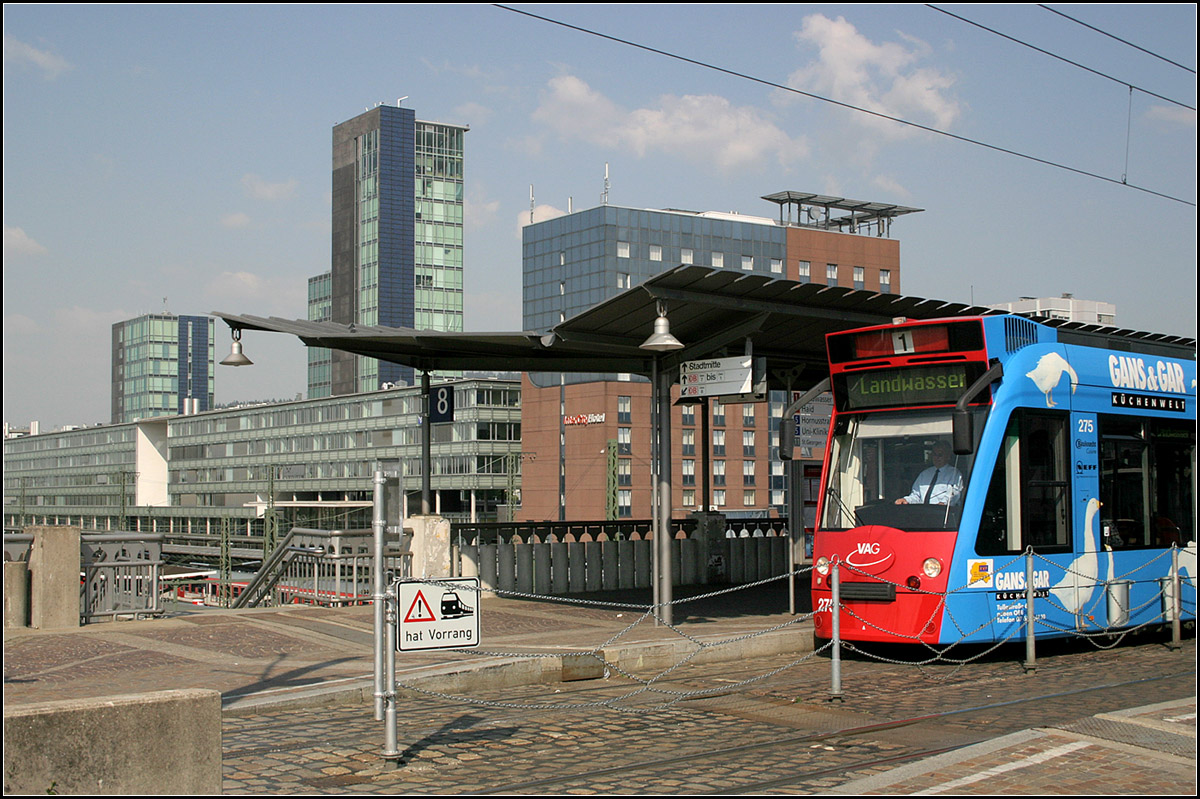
215;265;1195;393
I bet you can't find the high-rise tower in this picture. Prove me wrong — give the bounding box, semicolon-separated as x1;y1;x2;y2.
111;313;214;423
309;102;467;397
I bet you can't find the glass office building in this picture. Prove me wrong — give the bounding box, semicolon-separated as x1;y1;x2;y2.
309;103;466;399
111;313;214;424
6;379;521;533
519;198;909;522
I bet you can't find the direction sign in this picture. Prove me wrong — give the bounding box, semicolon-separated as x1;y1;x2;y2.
793;390;833;454
396;577;480;651
679;356;753;399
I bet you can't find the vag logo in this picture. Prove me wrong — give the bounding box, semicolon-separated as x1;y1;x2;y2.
844;541;893;572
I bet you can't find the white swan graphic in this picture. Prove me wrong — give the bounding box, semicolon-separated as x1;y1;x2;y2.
1050;497;1101;627
1026;352;1078;408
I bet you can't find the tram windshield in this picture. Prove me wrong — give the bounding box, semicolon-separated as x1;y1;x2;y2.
821;409;984;532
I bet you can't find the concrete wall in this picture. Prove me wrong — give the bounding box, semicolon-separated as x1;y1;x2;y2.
3;689;222;795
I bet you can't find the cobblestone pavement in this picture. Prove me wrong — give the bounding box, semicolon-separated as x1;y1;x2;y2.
221;634;1196;794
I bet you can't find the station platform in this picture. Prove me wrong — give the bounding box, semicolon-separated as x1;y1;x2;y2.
4;586;1195;794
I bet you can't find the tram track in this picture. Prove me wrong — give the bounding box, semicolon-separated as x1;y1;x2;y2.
466;669;1194;795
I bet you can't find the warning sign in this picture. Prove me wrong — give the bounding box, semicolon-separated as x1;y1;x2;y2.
403;590;437;623
396;577;480;651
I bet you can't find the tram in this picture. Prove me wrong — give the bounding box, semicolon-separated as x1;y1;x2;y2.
805;314;1196;644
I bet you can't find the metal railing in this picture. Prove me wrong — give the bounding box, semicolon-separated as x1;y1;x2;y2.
234;527;411;608
81;534;165;622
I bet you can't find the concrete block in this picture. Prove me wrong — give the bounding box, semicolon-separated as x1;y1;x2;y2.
4;560;29;628
3;689;222;795
27;525;80;629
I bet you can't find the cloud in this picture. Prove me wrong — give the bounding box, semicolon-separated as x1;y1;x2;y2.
516;204;567;238
3;34;72;79
532;75;808;172
241;173;299;201
1145;105;1197;128
453;101;492;127
220;212;252;229
785;14;961;138
3;225;48;257
464;194;500;229
204;270;304;317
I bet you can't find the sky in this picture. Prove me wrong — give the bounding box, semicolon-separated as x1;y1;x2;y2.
3;3;1196;430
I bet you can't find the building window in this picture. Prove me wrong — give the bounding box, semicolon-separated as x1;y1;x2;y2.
743;490;756;507
649;244;662;262
743;430;756;458
712;252;724;268
741;255;753;271
880;270;892;293
682;428;695;456
681;404;695;426
618;395;631;424
712;400;725;426
743;460;756;485
772;489;785;507
798;260;810;282
853;266;865;290
618;459;632;487
713;460;726;486
713;430;726;456
618;426;631;455
827;263;838;285
682;459;695;486
681;248;693;265
618;241;630;258
770;258;783;275
743;404;755;427
714;489;726;507
683;489;696;507
618;489;632;518
618;273;631;289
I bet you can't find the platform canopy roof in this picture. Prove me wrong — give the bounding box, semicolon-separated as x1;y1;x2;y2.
214;265;1195;393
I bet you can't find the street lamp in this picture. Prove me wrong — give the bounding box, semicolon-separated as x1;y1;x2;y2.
640;300;684;625
220;328;253;367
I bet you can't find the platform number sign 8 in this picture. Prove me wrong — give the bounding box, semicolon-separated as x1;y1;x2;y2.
430;386;455;424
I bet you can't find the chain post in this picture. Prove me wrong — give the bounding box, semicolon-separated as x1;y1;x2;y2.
1023;547;1036;673
830;558;843;702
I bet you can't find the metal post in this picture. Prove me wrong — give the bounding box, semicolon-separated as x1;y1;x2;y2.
657;364;673;627
1170;545;1182;651
830;558;842;701
650;359;660;620
382;582;400;759
372;464;387;720
1023;548;1036;673
421;372;432;516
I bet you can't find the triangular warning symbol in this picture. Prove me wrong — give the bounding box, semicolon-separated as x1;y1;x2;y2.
404;589;437;623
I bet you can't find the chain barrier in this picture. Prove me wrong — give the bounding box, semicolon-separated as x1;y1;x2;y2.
822;544;1193;692
389;569;828;713
382;545;1193;722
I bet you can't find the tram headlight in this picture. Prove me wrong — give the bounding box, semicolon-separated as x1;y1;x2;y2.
922;558;942;578
816;556;830;575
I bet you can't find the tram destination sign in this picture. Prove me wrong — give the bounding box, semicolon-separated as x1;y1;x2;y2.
680;356;765;401
396;577;480;651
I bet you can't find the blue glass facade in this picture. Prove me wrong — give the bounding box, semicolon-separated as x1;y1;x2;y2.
522;206;787;334
314;104;465;398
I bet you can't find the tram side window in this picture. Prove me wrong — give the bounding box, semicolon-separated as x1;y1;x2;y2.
1099;415;1195;549
977;411;1072;555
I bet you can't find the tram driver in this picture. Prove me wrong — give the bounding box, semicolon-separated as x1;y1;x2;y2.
895;441;964;506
